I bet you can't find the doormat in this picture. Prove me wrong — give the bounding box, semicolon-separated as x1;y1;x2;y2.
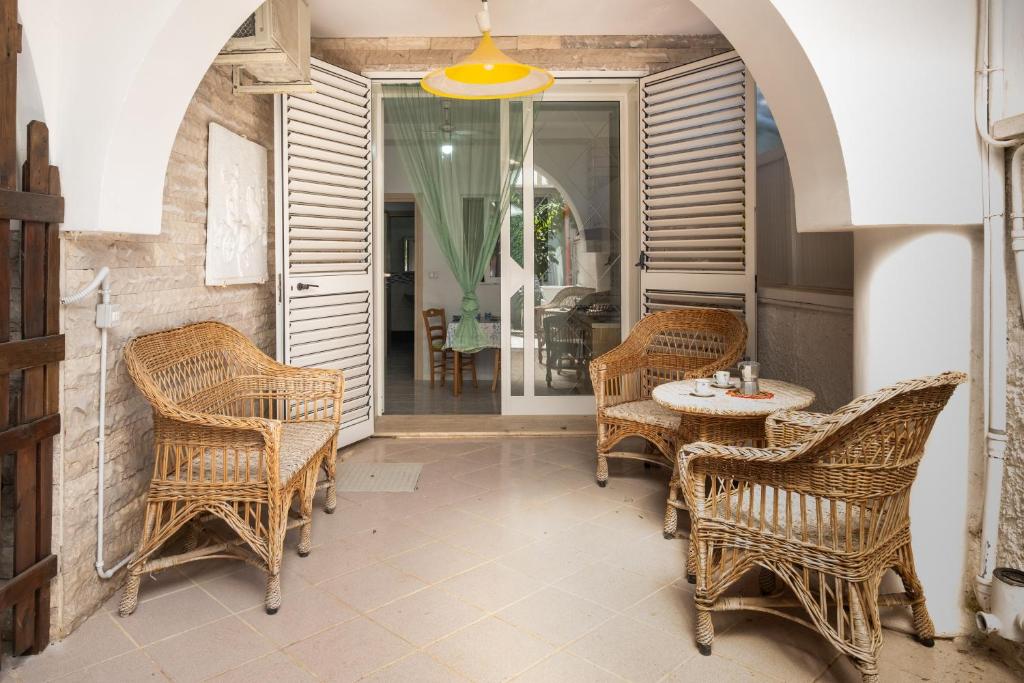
335;463;422;493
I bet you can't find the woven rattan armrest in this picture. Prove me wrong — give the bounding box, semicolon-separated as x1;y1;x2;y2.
765;409;829;447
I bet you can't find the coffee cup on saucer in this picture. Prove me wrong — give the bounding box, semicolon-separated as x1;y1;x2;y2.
714;370;731;387
694;379;712;396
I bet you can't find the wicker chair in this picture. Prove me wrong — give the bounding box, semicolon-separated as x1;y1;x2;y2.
590;308;747;486
119;321;344;616
680;371;966;683
535;285;595;361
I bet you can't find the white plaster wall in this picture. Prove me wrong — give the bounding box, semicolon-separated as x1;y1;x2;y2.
692;0;983;232
853;226;985;635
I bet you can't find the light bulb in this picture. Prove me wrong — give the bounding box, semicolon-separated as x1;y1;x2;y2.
483;63;495;71
441;143;454;156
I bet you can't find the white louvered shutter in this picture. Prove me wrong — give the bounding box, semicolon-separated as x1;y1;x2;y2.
639;51;756;355
277;58;374;445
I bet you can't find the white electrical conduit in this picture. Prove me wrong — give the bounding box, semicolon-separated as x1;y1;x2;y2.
975;0;1024;612
60;267;134;579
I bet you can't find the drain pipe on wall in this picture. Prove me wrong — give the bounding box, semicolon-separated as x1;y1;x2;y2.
60;267;133;579
975;0;1024;634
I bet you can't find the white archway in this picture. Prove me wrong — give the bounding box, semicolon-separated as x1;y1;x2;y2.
20;0;264;234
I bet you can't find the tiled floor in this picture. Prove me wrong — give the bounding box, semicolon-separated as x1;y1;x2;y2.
11;437;1021;682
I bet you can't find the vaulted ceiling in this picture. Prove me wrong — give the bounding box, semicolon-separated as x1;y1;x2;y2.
308;0;716;38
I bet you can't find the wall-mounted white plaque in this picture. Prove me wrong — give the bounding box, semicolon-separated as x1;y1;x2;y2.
206;122;269;286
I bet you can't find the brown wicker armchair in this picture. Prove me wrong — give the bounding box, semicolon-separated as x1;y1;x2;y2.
680;371;966;683
590;308;746;485
119;321;344;616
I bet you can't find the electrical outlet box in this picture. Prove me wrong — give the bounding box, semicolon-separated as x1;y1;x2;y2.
95;303;120;329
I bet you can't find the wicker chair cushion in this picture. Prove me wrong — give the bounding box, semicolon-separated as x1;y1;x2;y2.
175;421;335;487
603;400;680;430
718;487;855;541
279;421;337;485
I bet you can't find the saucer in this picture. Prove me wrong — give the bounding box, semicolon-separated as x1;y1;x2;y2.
711;381;734;389
690;390;716;398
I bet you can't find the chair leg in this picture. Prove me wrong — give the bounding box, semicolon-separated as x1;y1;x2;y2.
596;452;608;487
470;354;478;388
298;467;318;557
322;440;338;514
429;351;436;387
695;539;714;655
893;545;936;646
663;463;680;539
265;573;282;615
265;502;288;615
491;348;500;392
118;566;143;617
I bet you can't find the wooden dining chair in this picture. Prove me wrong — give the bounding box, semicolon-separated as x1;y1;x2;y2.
422;308;449;387
422;307;476;391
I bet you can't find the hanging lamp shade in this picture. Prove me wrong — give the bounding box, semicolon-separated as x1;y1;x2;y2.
421;1;554;100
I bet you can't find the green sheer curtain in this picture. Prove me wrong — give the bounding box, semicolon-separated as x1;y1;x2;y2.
384;84;531;352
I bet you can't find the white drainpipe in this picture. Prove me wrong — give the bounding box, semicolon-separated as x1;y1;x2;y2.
975;0;1024;612
60;267;132;579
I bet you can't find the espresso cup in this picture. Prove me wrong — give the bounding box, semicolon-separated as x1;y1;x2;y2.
695;379;711;395
714;370;730;386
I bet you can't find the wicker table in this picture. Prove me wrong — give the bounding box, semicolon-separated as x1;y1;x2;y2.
652;378;815;538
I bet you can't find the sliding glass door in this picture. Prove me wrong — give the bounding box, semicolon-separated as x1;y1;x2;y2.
501;83;636;414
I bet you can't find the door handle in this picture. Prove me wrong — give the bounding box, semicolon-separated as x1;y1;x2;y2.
296;282;320;291
634;250;647;270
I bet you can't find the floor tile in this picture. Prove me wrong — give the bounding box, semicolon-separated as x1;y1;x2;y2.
369;585;485;646
428;617;555;683
711;614;840;681
497;586;614;646
320;562;427;612
513;651;624;683
592;505;665;538
360;652;468;682
440;561;545;612
289;538;378;584
624;584;697;635
569;614;693;683
499;539;596;583
117;585;231;646
285;615;414;683
495;505;586;540
343;519;435;560
208;651;316;682
54;649;166;682
11;612;137;681
605;535;688;585
239;585;357;647
404;505;489;538
200;563;313;613
385;540;486;583
555;560;667;611
663;653;769;681
143;616;274;682
444;520;537;559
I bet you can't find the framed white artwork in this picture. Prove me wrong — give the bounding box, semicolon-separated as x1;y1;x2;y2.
206;122;269;286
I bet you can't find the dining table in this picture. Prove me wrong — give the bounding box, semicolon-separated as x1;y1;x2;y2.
444;319;501;396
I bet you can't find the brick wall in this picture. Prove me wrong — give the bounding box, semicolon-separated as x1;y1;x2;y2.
52;65;275;634
312;34;732;74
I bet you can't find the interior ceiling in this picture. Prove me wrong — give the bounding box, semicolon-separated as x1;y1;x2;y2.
308;0;716;38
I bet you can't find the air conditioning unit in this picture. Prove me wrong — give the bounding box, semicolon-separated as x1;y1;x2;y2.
216;0;314;94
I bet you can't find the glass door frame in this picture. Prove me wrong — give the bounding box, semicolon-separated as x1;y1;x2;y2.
500;80;639;415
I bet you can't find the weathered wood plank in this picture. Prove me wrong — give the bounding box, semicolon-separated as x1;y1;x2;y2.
0;334;64;372
0;554;57;611
0;187;63;222
0;413;60;453
14;117;49;656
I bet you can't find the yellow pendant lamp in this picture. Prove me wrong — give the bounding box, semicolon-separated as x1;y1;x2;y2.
421;1;554;100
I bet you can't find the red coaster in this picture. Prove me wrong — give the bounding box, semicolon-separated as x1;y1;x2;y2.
726;389;775;400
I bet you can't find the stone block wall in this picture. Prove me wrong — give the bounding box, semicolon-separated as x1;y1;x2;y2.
312;34;732;75
51;65;275;635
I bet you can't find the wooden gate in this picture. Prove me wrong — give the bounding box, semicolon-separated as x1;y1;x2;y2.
0;0;63;663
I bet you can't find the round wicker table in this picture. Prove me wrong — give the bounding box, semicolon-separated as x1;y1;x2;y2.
652;378;815;538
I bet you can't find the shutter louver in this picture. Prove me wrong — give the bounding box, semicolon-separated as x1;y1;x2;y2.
639;52;757;357
279;59;374;443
